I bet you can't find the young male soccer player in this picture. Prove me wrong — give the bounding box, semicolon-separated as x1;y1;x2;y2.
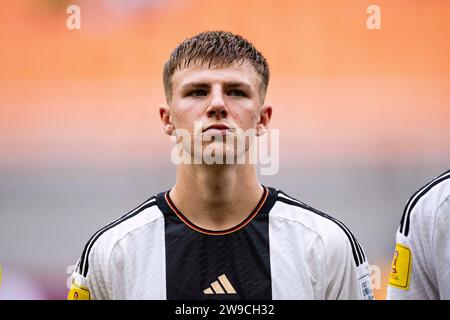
387;169;450;299
68;31;373;300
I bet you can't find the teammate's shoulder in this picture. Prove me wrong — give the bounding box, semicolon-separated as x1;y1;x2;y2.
399;169;450;237
272;189;367;267
76;194;163;277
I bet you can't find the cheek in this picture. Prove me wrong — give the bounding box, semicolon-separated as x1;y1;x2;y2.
230;104;259;128
172;103;203;130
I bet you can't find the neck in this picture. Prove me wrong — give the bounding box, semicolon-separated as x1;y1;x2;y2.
169;163;263;231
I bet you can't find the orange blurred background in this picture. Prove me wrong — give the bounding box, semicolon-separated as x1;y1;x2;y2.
0;0;449;299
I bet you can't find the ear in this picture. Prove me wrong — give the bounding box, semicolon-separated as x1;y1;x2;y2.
159;104;175;136
256;105;272;136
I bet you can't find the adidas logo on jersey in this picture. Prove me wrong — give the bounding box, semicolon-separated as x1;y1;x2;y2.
203;274;236;295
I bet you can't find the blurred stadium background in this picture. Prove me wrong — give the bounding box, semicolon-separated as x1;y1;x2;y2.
0;0;449;299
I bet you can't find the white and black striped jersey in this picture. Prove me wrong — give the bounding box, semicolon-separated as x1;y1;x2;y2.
68;186;373;300
387;170;450;300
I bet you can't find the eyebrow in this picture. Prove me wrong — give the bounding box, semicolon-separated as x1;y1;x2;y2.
181;81;252;90
181;82;208;90
225;82;252;90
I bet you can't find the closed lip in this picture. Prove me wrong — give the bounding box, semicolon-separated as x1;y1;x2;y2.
202;124;232;132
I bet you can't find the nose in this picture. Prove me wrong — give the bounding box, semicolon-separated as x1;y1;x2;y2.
206;88;228;119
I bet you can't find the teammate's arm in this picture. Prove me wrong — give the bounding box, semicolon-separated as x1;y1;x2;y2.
433;197;450;299
387;195;439;299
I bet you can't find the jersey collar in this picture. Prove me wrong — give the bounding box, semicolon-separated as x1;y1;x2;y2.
156;185;278;236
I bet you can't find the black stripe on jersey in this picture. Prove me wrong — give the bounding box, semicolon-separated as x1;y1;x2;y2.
277;192;366;267
157;186;279;300
77;196;157;277
399;169;450;237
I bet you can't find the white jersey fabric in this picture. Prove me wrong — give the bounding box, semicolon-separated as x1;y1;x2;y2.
68;186;373;300
387;170;450;300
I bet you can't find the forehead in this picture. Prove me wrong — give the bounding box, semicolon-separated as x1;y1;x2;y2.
171;61;261;91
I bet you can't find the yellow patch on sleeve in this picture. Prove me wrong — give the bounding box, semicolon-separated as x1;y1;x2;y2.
67;281;91;300
388;243;412;290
